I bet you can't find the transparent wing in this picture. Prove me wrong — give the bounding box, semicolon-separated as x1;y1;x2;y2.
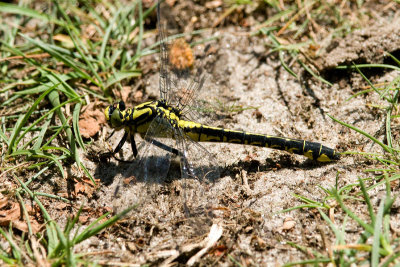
176;127;220;184
157;1;208;117
112;114;177;215
157;2;170;102
174;127;220;234
136;115;177;184
171;70;206;119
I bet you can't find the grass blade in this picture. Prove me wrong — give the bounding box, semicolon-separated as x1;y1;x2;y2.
0;2;64;26
371;200;384;267
327;114;393;154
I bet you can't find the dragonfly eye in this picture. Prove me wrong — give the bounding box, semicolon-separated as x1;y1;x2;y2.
118;101;126;111
104;102;124;129
110;107;124;128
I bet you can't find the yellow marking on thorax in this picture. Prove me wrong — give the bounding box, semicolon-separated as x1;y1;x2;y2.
163;108;180;122
122;101;156;134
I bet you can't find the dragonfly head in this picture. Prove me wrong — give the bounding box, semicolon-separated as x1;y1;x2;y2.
104;101;126;129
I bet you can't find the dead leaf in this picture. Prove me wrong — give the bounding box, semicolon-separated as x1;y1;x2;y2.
13;220;41;233
123;176;136;185
103;206;112;213
73;177;99;197
79;103;105;138
82;177;100;186
0;202;20;224
74;181;87;196
0;202;41;233
0;196;9;209
209;245;227;257
121;86;131;103
165;0;176;6
133;90;143;102
53;34;74;48
56;202;68;210
78;215;90;224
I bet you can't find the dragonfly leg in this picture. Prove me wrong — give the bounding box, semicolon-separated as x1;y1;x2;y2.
112;132;137;162
130;133;138;158
101;131;136;163
113;131;128;155
149;138;180;156
106;130;116;141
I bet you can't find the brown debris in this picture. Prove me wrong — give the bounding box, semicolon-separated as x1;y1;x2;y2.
120;86;131;103
277;217;296;232
205;1;223;9
250;235;267;251
169;38;194;70
79;102;106;138
31;235;50;267
73;177;100;198
150;223;223;266
0;199;41;234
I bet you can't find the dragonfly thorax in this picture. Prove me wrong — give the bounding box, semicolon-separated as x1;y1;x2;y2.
157;99;182;117
155;101;181;129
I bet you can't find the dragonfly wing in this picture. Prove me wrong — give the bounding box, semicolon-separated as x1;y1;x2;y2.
157;1;207;115
157;4;170;102
174;127;220;221
113;114;177;215
136;115;177;184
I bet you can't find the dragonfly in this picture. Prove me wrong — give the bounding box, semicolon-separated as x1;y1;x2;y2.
106;1;340;224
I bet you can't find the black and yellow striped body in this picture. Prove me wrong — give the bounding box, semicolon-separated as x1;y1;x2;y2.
180;121;338;162
104;100;339;162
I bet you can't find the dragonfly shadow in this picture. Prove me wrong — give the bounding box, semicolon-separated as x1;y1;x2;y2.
223;154;338;177
93;154;220;186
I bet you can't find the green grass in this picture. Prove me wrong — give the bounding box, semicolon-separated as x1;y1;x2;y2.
0;0;153;178
2;174;134;265
0;0;153;265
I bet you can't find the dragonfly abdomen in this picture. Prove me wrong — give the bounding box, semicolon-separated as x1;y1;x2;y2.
181;121;339;162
